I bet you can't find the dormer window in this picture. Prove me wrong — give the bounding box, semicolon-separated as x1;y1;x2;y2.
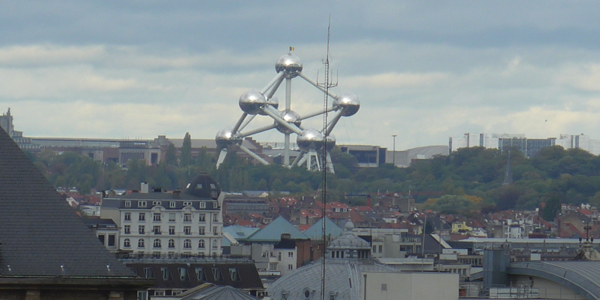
152;201;161;207
125;201;131;207
139;201;147;208
199;202;206;209
183;201;192;207
170;201;176;208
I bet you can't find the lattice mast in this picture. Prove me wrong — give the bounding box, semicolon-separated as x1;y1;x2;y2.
318;18;337;300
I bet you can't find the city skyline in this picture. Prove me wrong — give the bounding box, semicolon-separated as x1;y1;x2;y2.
1;2;600;150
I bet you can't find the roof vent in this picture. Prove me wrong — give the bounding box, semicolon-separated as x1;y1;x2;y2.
173;190;181;199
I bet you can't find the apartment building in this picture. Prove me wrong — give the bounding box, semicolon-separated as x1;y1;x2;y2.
101;174;225;258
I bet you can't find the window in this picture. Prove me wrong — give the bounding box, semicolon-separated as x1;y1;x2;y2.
212;267;223;281
198;239;205;249
184;226;191;235
199;201;206;209
161;267;173;281
125;201;131;207
212;240;218;249
124;238;131;247
195;268;205;281
213;213;218;222
184;214;192;222
199;226;205;235
124;212;131;221
269;262;277;271
183;201;192;207
169;213;176;222
288;252;294;258
143;267;154;279
381;283;387;291
153;239;161;248
168;239;175;248
168;226;175;235
138;213;145;221
152;201;161;206
288;264;293;270
378;245;383;253
138;201;147;208
213;226;218;235
278;252;282;261
170;201;176;208
229;267;241;281
153;226;161;235
183;239;191;249
372;246;377;253
138;239;145;248
199;214;206;222
124;225;130;234
108;235;115;246
138;225;145;234
178;267;188;281
153;213;161;222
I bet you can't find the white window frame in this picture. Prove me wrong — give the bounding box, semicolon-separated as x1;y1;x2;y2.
139;201;147;208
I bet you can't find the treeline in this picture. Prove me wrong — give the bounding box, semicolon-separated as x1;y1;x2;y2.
26;134;600;213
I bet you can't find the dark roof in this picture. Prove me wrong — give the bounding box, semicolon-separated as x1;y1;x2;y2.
0;128;136;278
125;261;263;290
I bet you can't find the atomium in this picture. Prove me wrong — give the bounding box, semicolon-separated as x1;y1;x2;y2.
215;51;360;173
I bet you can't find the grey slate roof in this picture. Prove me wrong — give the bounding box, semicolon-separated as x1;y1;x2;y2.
246;216;308;243
179;283;259;300
0;127;136;278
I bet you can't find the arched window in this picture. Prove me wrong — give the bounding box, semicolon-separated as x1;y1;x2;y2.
124;238;130;247
138;239;145;248
184;239;192;249
153;239;162;248
198;239;205;249
168;239;175;248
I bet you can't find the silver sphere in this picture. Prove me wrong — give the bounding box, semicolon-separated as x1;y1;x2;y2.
215;129;241;149
275;110;301;134
334;93;360;116
275;53;303;79
297;129;324;151
239;90;267;115
259;96;280;116
325;135;336;151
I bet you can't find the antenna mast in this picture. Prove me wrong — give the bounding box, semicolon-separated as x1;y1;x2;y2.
318;16;337;300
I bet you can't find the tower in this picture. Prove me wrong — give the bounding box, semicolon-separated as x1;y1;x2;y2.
214;51;360;173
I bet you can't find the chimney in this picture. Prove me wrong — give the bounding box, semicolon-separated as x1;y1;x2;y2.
141;182;149;194
173;190;181;199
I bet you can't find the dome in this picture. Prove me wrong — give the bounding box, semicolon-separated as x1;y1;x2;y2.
185;173;221;200
328;232;370;249
239;90;267;115
333;93;360;116
266;259;396;300
275;53;303;78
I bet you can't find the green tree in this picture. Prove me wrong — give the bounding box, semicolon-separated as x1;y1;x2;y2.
180;132;193;167
164;143;178;166
542;195;561;221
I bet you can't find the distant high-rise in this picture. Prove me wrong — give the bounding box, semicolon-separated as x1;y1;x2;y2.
0;108;13;137
450;133;598;157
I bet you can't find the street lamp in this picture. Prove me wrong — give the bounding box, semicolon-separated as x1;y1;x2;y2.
392;135;397;167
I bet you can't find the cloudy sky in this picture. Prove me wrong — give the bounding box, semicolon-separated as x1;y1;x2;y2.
2;1;600;150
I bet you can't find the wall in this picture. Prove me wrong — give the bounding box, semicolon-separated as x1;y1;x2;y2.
364;272;458;300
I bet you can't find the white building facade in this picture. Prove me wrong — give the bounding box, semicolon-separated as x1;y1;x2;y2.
100;175;224;258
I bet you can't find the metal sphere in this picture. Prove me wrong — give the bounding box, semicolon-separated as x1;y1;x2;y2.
297;128;324;151
259;96;280;116
275;53;303;79
325;135;336;151
334;93;360;116
239;90;267;115
215;129;241;149
275;110;301;134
